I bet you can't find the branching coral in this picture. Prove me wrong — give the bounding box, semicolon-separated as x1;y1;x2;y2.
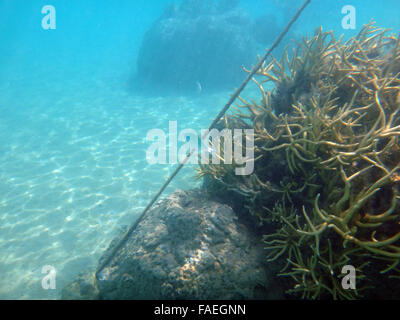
197;21;400;299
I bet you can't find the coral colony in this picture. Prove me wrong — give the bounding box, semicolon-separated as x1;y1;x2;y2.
197;22;400;299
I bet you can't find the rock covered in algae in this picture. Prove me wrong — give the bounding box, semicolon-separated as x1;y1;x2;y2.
61;272;100;300
95;189;282;299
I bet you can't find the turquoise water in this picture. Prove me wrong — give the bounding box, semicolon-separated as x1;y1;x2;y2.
0;0;399;299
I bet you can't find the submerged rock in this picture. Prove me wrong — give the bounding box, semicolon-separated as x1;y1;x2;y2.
93;189;282;299
61;271;100;300
134;6;257;93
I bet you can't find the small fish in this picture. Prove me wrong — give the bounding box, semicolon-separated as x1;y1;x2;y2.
196;81;202;93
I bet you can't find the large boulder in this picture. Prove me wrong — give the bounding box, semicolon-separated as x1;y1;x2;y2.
88;189;282;300
133;1;258;93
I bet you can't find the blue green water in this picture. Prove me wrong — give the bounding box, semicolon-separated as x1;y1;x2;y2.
0;0;399;299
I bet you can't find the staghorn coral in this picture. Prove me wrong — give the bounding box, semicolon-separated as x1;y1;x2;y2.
197;22;400;299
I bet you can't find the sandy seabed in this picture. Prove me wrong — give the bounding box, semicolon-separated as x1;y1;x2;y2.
0;62;254;299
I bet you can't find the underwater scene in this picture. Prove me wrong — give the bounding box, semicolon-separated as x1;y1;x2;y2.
0;0;400;300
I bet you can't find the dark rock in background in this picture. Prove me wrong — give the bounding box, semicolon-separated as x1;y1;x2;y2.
83;189;283;300
133;0;258;93
253;13;281;46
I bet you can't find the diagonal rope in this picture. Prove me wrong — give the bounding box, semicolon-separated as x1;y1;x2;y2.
95;0;312;280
